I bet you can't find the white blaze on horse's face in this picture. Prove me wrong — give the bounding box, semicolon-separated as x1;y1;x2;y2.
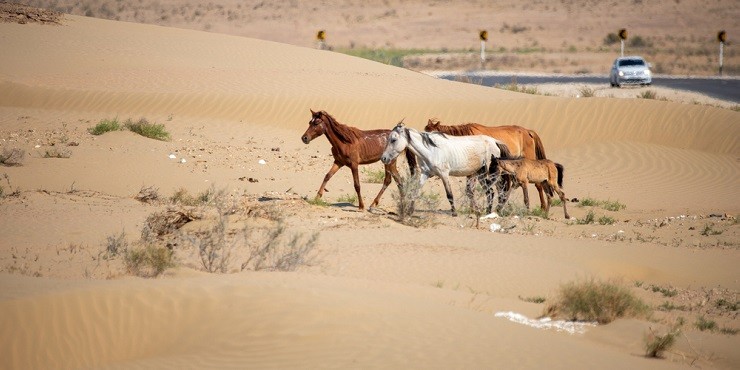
381;126;406;164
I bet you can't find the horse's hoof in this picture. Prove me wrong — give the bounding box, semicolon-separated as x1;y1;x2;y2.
451;212;458;217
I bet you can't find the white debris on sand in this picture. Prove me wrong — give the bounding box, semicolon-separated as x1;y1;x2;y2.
494;311;597;335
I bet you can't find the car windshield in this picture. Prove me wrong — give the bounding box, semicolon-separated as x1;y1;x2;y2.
619;59;645;67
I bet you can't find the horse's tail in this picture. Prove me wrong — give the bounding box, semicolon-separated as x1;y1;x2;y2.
404;149;417;176
529;130;547;160
496;142;512;159
555;162;564;189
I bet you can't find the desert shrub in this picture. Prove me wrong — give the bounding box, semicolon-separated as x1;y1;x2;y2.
603;33;620;45
598;215;616;225
544;278;649;324
638;90;658;100
124;118;170;141
601;200;626;211
578;198;598;207
0;148;25;166
135;185;160;204
88;118;122;135
520;295;546;304
392;173;440;227
579;86;595;97
700;223;722;236
645;323;682;358
695;316;717;332
105;230;128;258
123;244;174;278
715;298;738;311
141;207;197;242
240;221;320;272
629;36;651;48
182;214;232;273
578;210;596;224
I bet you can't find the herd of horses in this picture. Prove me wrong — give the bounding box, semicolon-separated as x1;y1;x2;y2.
301;110;570;219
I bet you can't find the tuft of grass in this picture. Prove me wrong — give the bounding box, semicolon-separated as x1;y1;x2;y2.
135;185;160;204
645;323;682;358
694;316;717;332
715;298;738;311
658;301;687;311
362;167;387;184
650;285;678;297
336;193;357;205
598;215;616;225
578;197;598;207
497;83;540;95
578;197;625;211
577;210;596;224
519;295;546;304
123;244;174;278
543;278;650;324
579;86;595;97
306;197;331;207
88;118;122;135
105;230;128;258
124;118;170;141
719;327;739;335
638;90;659;100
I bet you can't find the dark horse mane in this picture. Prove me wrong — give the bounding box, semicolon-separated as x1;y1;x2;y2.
319;111;361;144
433;122;478;136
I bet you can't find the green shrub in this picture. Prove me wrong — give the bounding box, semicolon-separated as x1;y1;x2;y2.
695;316;717;332
362;167;387;184
544;278;649;324
124;118;170;141
638;90;658;100
88;118;121;135
645;324;681;358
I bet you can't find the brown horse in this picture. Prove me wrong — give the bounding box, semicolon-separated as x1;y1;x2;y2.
301;110;416;210
491;157;570;219
424;119;549;209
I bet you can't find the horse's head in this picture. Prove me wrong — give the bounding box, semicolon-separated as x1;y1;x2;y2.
381;120;409;164
301;109;326;144
424;118;441;132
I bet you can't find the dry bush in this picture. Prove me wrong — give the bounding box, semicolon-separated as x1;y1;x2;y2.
391;173;440;227
0;148;25;166
240;221;320;272
42;147;71;158
135;185;160;204
141;207;198;242
182;214;233;273
645;321;683;358
105;230;128;258
544;278;650;324
123;244;174;278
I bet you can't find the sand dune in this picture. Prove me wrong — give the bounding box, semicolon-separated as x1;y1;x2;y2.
1;11;738;370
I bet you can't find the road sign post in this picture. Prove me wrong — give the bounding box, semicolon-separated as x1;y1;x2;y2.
316;30;326;50
718;30;727;76
479;30;488;63
618;28;627;57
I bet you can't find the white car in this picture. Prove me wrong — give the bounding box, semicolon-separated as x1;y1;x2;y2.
609;56;652;87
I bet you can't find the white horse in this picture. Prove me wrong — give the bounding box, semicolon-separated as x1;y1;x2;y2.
381;122;511;216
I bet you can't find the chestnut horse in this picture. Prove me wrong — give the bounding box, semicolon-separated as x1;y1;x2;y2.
491;157;570;219
301;110;416;210
424;119;549;210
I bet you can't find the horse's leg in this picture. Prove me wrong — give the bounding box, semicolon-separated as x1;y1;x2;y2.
496;173;512;211
370;162;396;208
535;182;548;211
542;181;552;218
483;173;495;214
349;163;365;210
466;175;477;214
554;184;570;219
521;180;530;209
317;161;342;199
441;175;457;217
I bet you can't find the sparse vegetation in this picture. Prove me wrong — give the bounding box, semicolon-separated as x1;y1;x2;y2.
183;214;232;273
124;118;170;141
638;90;658;100
650;285;678;297
715;298;738;311
305;196;330;207
240;220;320;272
496;82;540;95
362;167;387;183
123;244;174;278
694;316;717;332
88;118;122;135
519;295;546;304
579;86;595;97
578;197;625;211
577;210;595;224
700;223;722;236
645;322;682;358
543;278;649;324
336;193;357;204
337;48;431;67
135;185;160;204
598;215;615;225
392;173;440;227
104;230;128;258
88;117;170;141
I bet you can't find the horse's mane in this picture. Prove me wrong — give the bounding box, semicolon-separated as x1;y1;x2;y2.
430;120;478;136
405;126;444;148
320;111;361;144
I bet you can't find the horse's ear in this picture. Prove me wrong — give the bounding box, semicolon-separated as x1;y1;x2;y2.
310;109;316;115
397;118;406;127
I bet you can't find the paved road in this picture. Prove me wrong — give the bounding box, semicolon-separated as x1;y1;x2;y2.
436;73;740;103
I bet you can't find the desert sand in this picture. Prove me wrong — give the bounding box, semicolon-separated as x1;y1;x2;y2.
0;4;739;370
